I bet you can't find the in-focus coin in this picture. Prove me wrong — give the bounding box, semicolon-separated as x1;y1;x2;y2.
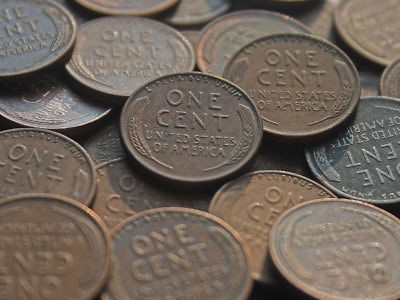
335;0;400;66
0;72;112;134
0;194;111;300
120;72;263;184
197;10;311;76
105;207;253;300
66;17;195;99
209;171;335;283
269;199;400;300
0;128;96;206
381;57;400;98
0;0;77;79
306;96;400;204
223;33;360;139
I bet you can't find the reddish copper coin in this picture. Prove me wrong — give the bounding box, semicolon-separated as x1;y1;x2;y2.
269;199;400;300
381;57;400;98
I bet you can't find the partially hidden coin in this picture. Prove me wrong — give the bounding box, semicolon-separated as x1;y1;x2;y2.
223;33;361;139
66;17;195;99
381;57;400;98
55;0;95;24
0;193;111;300
0;128;96;206
0;0;77;79
104;207;253;300
197;10;311;76
360;68;380;98
120;72;263;184
306;96;400;204
181;31;200;54
209;171;336;283
269;198;400;300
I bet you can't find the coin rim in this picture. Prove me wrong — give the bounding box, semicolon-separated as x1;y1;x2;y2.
380;56;400;96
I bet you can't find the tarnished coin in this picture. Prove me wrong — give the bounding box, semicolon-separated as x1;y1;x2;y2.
181;30;200;53
223;33;361;139
0;72;112;134
209;171;335;283
0;194;111;300
66;17;195;99
0;0;76;79
381;57;400;98
269;199;400;300
335;0;400;66
306;96;400;204
120;72;263;184
197;10;311;76
0;128;96;206
55;0;95;24
105;207;253;300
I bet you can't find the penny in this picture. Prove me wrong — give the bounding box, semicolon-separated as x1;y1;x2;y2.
181;30;200;53
197;10;311;76
360;68;380;98
0;71;112;135
66;17;195;99
164;0;231;27
120;72;263;184
0;0;77;79
0;193;111;300
105;207;253;300
306;96;400;204
269;198;400;300
0;128;96;206
223;33;361;139
335;0;400;66
209;171;335;283
55;0;95;24
381;57;400;98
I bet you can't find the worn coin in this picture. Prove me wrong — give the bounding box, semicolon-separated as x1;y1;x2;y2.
0;128;96;206
381;57;400;98
197;10;311;76
0;0;77;79
105;207;253;300
120;72;263;184
223;33;361;139
66;17;195;99
269;198;400;300
0;193;111;300
209;171;335;283
335;0;400;66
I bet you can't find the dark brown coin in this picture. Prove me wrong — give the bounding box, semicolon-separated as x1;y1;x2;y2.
335;0;400;66
0;71;112;134
269;199;400;300
0;128;96;206
0;0;77;79
104;207;253;300
120;72;263;184
306;96;400;204
381;57;400;98
209;171;336;283
66;17;195;99
223;33;361;139
197;10;311;76
0;193;111;300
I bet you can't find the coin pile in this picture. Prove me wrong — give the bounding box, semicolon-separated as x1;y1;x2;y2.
0;0;399;299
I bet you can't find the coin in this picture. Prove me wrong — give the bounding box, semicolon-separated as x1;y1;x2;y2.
181;30;200;53
0;71;112;135
209;171;336;283
66;17;195;99
269;198;400;300
0;193;111;300
55;0;95;24
0;0;77;79
306;96;400;204
105;207;253;300
197;10;311;76
120;72;263;184
381;57;400;98
223;33;361;139
360;68;380;98
335;0;400;66
0;128;96;206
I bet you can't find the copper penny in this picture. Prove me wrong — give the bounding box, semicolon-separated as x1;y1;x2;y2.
104;207;253;300
381;57;400;98
269;198;400;300
181;30;200;53
0;128;96;206
223;33;361;139
335;0;400;66
66;17;195;99
0;193;111;300
120;72;263;184
209;171;336;283
197;10;311;76
55;0;95;24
